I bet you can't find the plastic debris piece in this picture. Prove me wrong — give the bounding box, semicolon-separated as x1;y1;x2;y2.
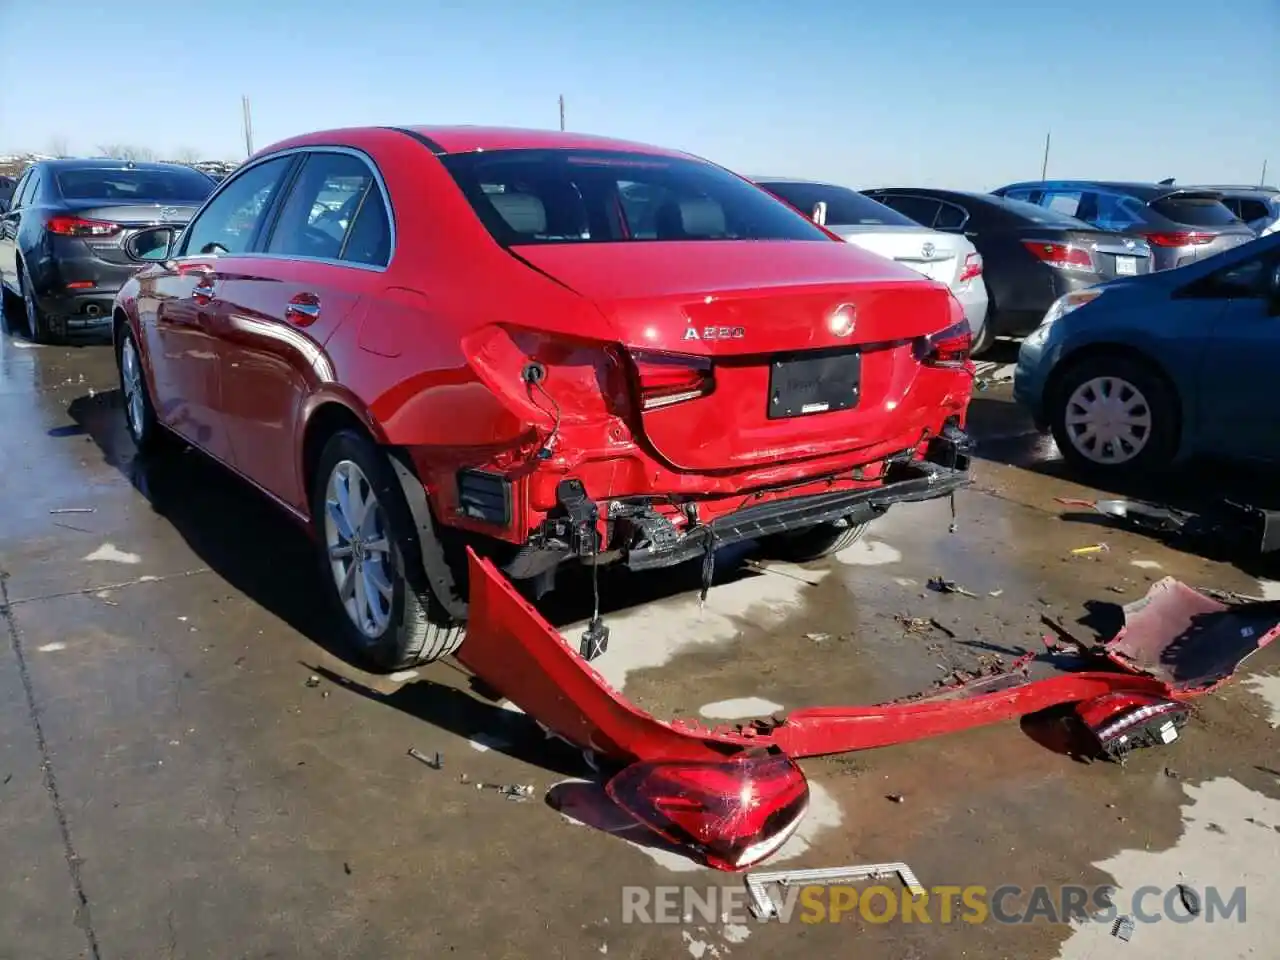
49;507;95;515
1071;543;1110;555
927;576;977;597
304;675;321;688
1113;915;1135;941
407;747;442;769
1178;884;1201;916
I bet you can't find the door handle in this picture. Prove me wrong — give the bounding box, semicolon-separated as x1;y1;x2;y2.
285;292;321;327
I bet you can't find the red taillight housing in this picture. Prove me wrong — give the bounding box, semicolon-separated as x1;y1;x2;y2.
958;252;983;283
1022;240;1094;270
629;351;715;411
1141;231;1214;248
606;750;810;871
47;215;121;238
1076;692;1188;762
914;319;972;369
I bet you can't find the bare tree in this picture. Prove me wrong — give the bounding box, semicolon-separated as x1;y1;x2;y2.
173;146;202;165
93;143;157;161
46;135;70;158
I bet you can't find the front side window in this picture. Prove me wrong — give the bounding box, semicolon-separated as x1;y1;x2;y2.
9;170;32;209
440;150;831;245
180;156;294;257
265;152;389;264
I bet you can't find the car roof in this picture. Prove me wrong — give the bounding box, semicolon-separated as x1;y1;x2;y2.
37;158;207;173
865;187;998;204
996;180;1232;202
1189;184;1279;197
265;125;694;160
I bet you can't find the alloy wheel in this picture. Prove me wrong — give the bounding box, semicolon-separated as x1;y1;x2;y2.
120;336;147;441
1063;375;1152;465
324;460;395;639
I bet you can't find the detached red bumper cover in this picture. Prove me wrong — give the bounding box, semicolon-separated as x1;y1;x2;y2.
458;552;1280;866
460;554;1280;761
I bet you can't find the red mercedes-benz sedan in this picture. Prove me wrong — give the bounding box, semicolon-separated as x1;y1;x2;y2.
111;126;975;671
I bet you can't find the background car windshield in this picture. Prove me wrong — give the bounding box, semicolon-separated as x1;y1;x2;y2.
991;195;1092;228
55;167;215;203
761;181;918;227
441;150;832;244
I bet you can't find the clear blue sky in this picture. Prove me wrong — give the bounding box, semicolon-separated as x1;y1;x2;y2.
2;0;1276;189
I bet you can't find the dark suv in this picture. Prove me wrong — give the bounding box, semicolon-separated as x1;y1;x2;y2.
1198;185;1280;235
991;180;1255;271
0;159;215;341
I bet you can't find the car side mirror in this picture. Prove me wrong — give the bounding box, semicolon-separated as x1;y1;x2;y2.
811;201;827;226
125;226;176;262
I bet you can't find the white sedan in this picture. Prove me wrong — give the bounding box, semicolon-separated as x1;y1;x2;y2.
755;178;990;352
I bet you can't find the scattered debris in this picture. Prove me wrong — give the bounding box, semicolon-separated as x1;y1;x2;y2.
1199;586;1266;604
804;632;831;643
343;862;352;876
472;782;536;801
1070;542;1109;556
1107;585;1127;594
745;862;925;920
743;558;821;586
49;507;94;515
988;588;1003;598
407;747;443;770
1112;915;1135;941
1057;496;1280;556
304;675;321;688
927;576;977;597
1178;884;1201;916
886;793;905;803
52;521;92;533
1164;767;1179;779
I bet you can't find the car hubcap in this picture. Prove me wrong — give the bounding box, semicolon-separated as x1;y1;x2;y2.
1064;376;1152;465
324;460;394;639
121;338;146;440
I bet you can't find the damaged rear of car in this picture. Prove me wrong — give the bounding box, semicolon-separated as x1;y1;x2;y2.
427;147;975;606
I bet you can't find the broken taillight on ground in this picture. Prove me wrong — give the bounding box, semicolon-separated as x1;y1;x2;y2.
1075;692;1189;762
606;749;810;871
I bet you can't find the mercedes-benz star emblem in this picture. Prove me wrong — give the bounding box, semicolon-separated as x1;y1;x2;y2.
921;242;935;258
828;303;857;337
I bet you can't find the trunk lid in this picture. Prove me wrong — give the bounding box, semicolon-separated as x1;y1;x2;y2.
834;224;964;286
1021;226;1154;281
59;201;199;266
512;241;959;472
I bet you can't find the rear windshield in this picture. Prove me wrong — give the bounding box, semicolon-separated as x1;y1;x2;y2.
439;149;832;245
55;167;216;203
1150;196;1243;227
757;181;918;227
990;195;1093;228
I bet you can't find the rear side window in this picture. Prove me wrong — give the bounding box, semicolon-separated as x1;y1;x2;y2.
180;155;294;256
55;167;215;203
1234;198;1272;223
1043;191;1082;216
757;182;917;227
1084;192;1146;231
440;149;831;245
874;194;941;227
1001;188;1041;204
1150;196;1242;227
265;151;390;265
934;202;968;230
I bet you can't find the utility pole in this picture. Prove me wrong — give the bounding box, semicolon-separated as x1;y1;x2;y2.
1040;131;1051;181
242;95;255;158
1262;159;1269;186
558;94;565;132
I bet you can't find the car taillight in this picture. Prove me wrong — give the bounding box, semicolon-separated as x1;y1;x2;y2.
1141;231;1214;247
1021;240;1094;270
606;750;810;871
47;215;121;237
913;319;972;369
958;252;983;283
630;351;715;411
1076;692;1189;762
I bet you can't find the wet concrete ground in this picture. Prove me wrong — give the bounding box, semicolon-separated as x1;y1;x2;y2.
1;322;1277;959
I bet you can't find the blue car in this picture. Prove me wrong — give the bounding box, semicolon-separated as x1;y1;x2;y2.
1014;232;1280;480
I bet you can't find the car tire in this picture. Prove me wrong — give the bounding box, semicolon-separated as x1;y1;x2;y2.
311;429;466;672
757;518;870;563
1049;353;1179;481
19;263;58;345
117;326;166;454
969;312;994;358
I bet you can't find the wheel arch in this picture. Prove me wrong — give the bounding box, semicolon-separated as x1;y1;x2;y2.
1046;341;1187;455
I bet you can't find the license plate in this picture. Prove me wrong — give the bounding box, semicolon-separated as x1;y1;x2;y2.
768;349;861;419
1115;256;1137;275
